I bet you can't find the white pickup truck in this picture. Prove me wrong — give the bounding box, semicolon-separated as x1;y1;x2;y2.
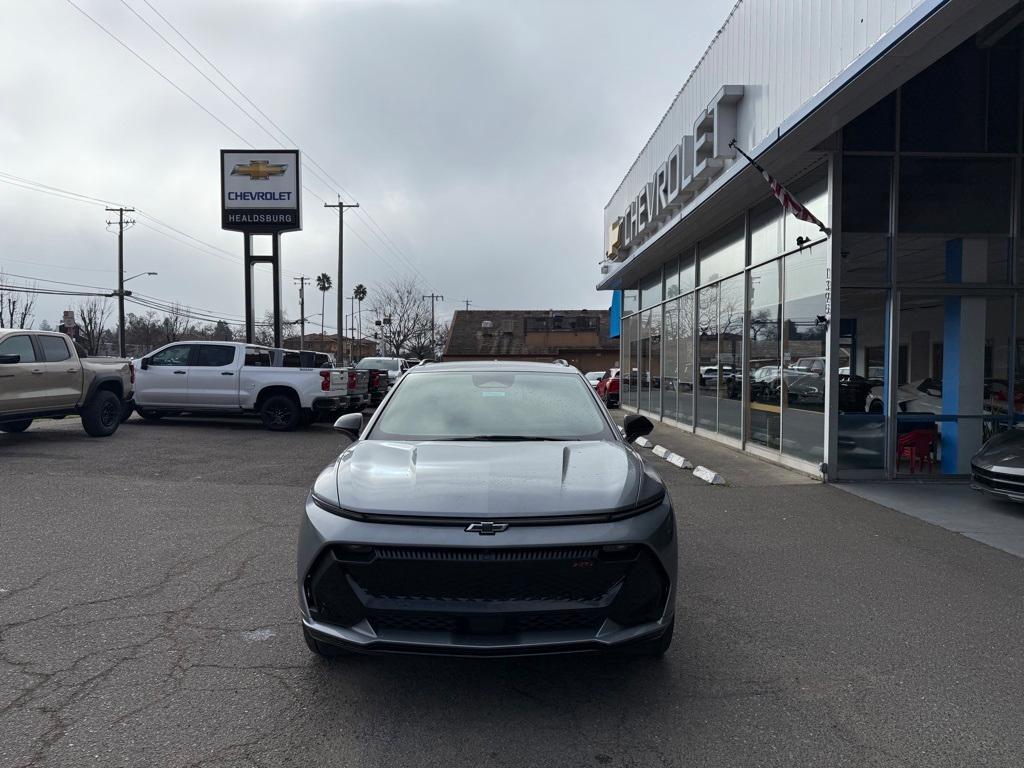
132;341;348;431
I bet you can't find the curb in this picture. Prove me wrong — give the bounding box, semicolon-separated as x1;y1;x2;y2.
693;465;726;485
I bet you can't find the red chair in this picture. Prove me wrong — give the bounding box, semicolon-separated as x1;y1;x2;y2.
897;429;937;473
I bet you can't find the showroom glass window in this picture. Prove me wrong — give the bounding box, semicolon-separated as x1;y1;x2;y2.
640;269;662;309
696;286;718;431
663;300;678;420
665;257;681;300
717;275;745;439
622;286;639;317
782;243;827;464
699;218;744;285
748;261;781;450
679;249;696;294
677;293;694;425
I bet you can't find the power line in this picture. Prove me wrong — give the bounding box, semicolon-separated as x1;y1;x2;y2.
64;0;253;148
105;0;439;292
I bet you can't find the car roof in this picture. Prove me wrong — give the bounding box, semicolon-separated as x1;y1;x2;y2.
407;360;580;375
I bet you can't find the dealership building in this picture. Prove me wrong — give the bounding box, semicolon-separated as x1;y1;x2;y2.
599;0;1024;480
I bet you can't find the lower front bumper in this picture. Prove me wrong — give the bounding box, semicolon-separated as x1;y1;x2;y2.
303;615;672;657
971;465;1024;502
297;497;677;655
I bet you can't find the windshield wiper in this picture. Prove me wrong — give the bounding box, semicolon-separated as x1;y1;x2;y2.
431;435;580;441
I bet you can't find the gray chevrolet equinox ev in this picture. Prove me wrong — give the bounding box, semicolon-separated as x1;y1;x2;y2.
297;361;676;657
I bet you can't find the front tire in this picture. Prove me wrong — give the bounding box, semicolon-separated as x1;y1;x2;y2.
0;419;32;434
81;390;122;437
303;625;350;659
260;394;301;431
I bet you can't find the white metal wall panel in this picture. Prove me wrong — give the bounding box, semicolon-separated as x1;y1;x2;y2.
604;0;934;244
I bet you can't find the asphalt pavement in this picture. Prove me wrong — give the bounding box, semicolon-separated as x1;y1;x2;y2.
1;412;1023;767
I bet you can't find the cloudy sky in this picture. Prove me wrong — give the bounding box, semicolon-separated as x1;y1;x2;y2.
0;0;732;335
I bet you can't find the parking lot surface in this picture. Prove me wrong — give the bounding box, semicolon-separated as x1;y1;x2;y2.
2;414;1024;767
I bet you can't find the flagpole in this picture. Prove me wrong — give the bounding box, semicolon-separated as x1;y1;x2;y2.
728;138;831;236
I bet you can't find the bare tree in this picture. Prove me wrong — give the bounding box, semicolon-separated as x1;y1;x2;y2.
368;276;431;357
0;271;38;329
161;304;194;343
76;297;113;356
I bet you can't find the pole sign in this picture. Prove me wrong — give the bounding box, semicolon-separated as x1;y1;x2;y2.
220;149;301;233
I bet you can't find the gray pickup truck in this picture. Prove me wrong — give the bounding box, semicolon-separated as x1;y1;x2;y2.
0;329;133;437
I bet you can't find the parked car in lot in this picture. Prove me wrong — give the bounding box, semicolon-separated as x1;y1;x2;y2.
355;356;410;387
584;370;605;389
298;361;674;658
596;367;620;408
0;328;133;437
132;341;348;431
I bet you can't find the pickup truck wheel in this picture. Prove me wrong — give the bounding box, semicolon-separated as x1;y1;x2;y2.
0;419;32;433
82;390;122;437
261;395;300;431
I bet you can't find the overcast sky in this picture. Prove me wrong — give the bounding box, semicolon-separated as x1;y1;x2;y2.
0;0;732;335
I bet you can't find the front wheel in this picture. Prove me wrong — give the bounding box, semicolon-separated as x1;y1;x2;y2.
0;419;32;434
81;390;122;437
260;394;301;431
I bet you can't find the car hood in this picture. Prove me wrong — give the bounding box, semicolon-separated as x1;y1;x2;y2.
317;439;653;519
973;429;1024;474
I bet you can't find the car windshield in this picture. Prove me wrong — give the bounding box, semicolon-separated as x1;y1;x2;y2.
356;357;400;371
585;371;604;382
369;370;610;441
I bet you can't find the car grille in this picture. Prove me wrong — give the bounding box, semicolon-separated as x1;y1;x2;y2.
306;545;668;639
972;465;1024;494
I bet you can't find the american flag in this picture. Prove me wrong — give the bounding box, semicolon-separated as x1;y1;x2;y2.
730;140;831;236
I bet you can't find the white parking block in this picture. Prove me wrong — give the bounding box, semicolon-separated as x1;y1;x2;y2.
634;437;653;448
652;445;669;458
665;452;693;469
693;465;725;485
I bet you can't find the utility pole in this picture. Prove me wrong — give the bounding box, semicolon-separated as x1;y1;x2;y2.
293;276;309;352
422;293;444;360
105;206;135;357
323;197;359;366
461;299;472;311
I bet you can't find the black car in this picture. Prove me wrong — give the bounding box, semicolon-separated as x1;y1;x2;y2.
297;361;677;657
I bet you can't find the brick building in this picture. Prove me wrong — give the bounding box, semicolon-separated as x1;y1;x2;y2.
443;309;618;372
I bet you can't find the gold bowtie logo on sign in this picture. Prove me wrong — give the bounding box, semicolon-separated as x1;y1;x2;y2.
230;160;288;180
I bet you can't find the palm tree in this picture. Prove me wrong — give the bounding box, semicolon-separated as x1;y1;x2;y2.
315;273;332;348
354;283;367;357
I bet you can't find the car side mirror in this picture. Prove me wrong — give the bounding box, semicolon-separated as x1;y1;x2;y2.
0;354;20;364
333;412;364;440
140;357;150;370
623;414;653;444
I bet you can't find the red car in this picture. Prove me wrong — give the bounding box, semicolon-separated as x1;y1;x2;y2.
596;367;620;408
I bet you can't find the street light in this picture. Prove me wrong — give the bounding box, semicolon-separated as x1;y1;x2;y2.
117;271;157;357
124;271;158;283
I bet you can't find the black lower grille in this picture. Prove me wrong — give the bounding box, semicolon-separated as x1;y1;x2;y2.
306;545;668;637
370;611;603;635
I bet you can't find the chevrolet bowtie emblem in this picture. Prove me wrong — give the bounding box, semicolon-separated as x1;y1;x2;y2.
231;160;288;180
465;521;509;535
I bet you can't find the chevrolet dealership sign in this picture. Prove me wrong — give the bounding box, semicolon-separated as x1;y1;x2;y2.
607;85;743;260
221;149;301;233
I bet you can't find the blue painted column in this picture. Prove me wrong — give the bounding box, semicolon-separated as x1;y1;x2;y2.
941;239;986;474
